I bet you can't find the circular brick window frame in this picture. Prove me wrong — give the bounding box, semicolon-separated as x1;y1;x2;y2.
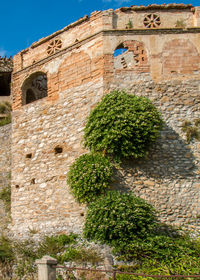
144;14;161;28
47;39;62;55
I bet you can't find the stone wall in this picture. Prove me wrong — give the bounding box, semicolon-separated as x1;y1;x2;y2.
11;78;103;238
103;29;200;232
0;124;11;231
107;74;200;232
0;124;11;190
11;5;200;238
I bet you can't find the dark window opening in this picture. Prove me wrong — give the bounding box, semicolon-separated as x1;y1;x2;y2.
26;89;36;104
0;72;11;96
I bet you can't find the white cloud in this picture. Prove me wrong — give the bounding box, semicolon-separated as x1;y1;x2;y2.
0;48;6;57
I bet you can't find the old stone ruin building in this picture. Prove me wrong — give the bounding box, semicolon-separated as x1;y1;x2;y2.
0;57;12;229
0;56;12;189
1;3;200;238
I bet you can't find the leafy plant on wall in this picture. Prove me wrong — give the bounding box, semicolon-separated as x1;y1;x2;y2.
84;90;163;161
67;153;112;203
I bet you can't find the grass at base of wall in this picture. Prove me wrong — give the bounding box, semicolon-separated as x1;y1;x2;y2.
0;116;11;127
0;102;12;127
0;186;11;213
0;233;103;280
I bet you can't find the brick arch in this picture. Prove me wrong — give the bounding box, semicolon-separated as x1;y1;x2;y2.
21;71;47;105
113;40;149;72
58;51;91;92
162;39;200;75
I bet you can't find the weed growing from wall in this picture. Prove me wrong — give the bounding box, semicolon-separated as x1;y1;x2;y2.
84;90;163;160
181;119;200;143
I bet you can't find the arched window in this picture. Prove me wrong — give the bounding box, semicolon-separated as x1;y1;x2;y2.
113;43;128;58
22;72;47;105
113;41;148;70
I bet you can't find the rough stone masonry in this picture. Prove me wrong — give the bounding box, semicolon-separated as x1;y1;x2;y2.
7;3;200;238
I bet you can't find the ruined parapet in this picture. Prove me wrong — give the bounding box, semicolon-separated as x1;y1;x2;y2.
0;56;13;72
0;56;13;101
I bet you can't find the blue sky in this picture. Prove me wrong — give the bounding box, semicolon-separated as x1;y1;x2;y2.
0;0;199;57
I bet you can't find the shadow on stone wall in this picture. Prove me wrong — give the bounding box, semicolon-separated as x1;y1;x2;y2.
111;124;197;192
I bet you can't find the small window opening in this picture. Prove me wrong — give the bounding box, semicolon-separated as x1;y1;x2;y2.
31;178;36;184
26;153;32;159
54;146;63;154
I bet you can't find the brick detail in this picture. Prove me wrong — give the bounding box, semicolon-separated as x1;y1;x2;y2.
162;39;200;75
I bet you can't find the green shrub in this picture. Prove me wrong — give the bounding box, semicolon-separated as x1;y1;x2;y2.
0;102;11;115
67;153;113;203
0;115;11;127
0;236;13;262
84;91;163;160
84;191;157;245
115;249;200;279
113;231;200;262
0;102;12;127
60;246;102;265
37;233;78;258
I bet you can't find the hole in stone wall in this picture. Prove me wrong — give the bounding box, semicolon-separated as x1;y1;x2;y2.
80;213;84;217
54;146;63;154
15;185;19;189
26;153;32;159
114;41;148;70
31;178;35;184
